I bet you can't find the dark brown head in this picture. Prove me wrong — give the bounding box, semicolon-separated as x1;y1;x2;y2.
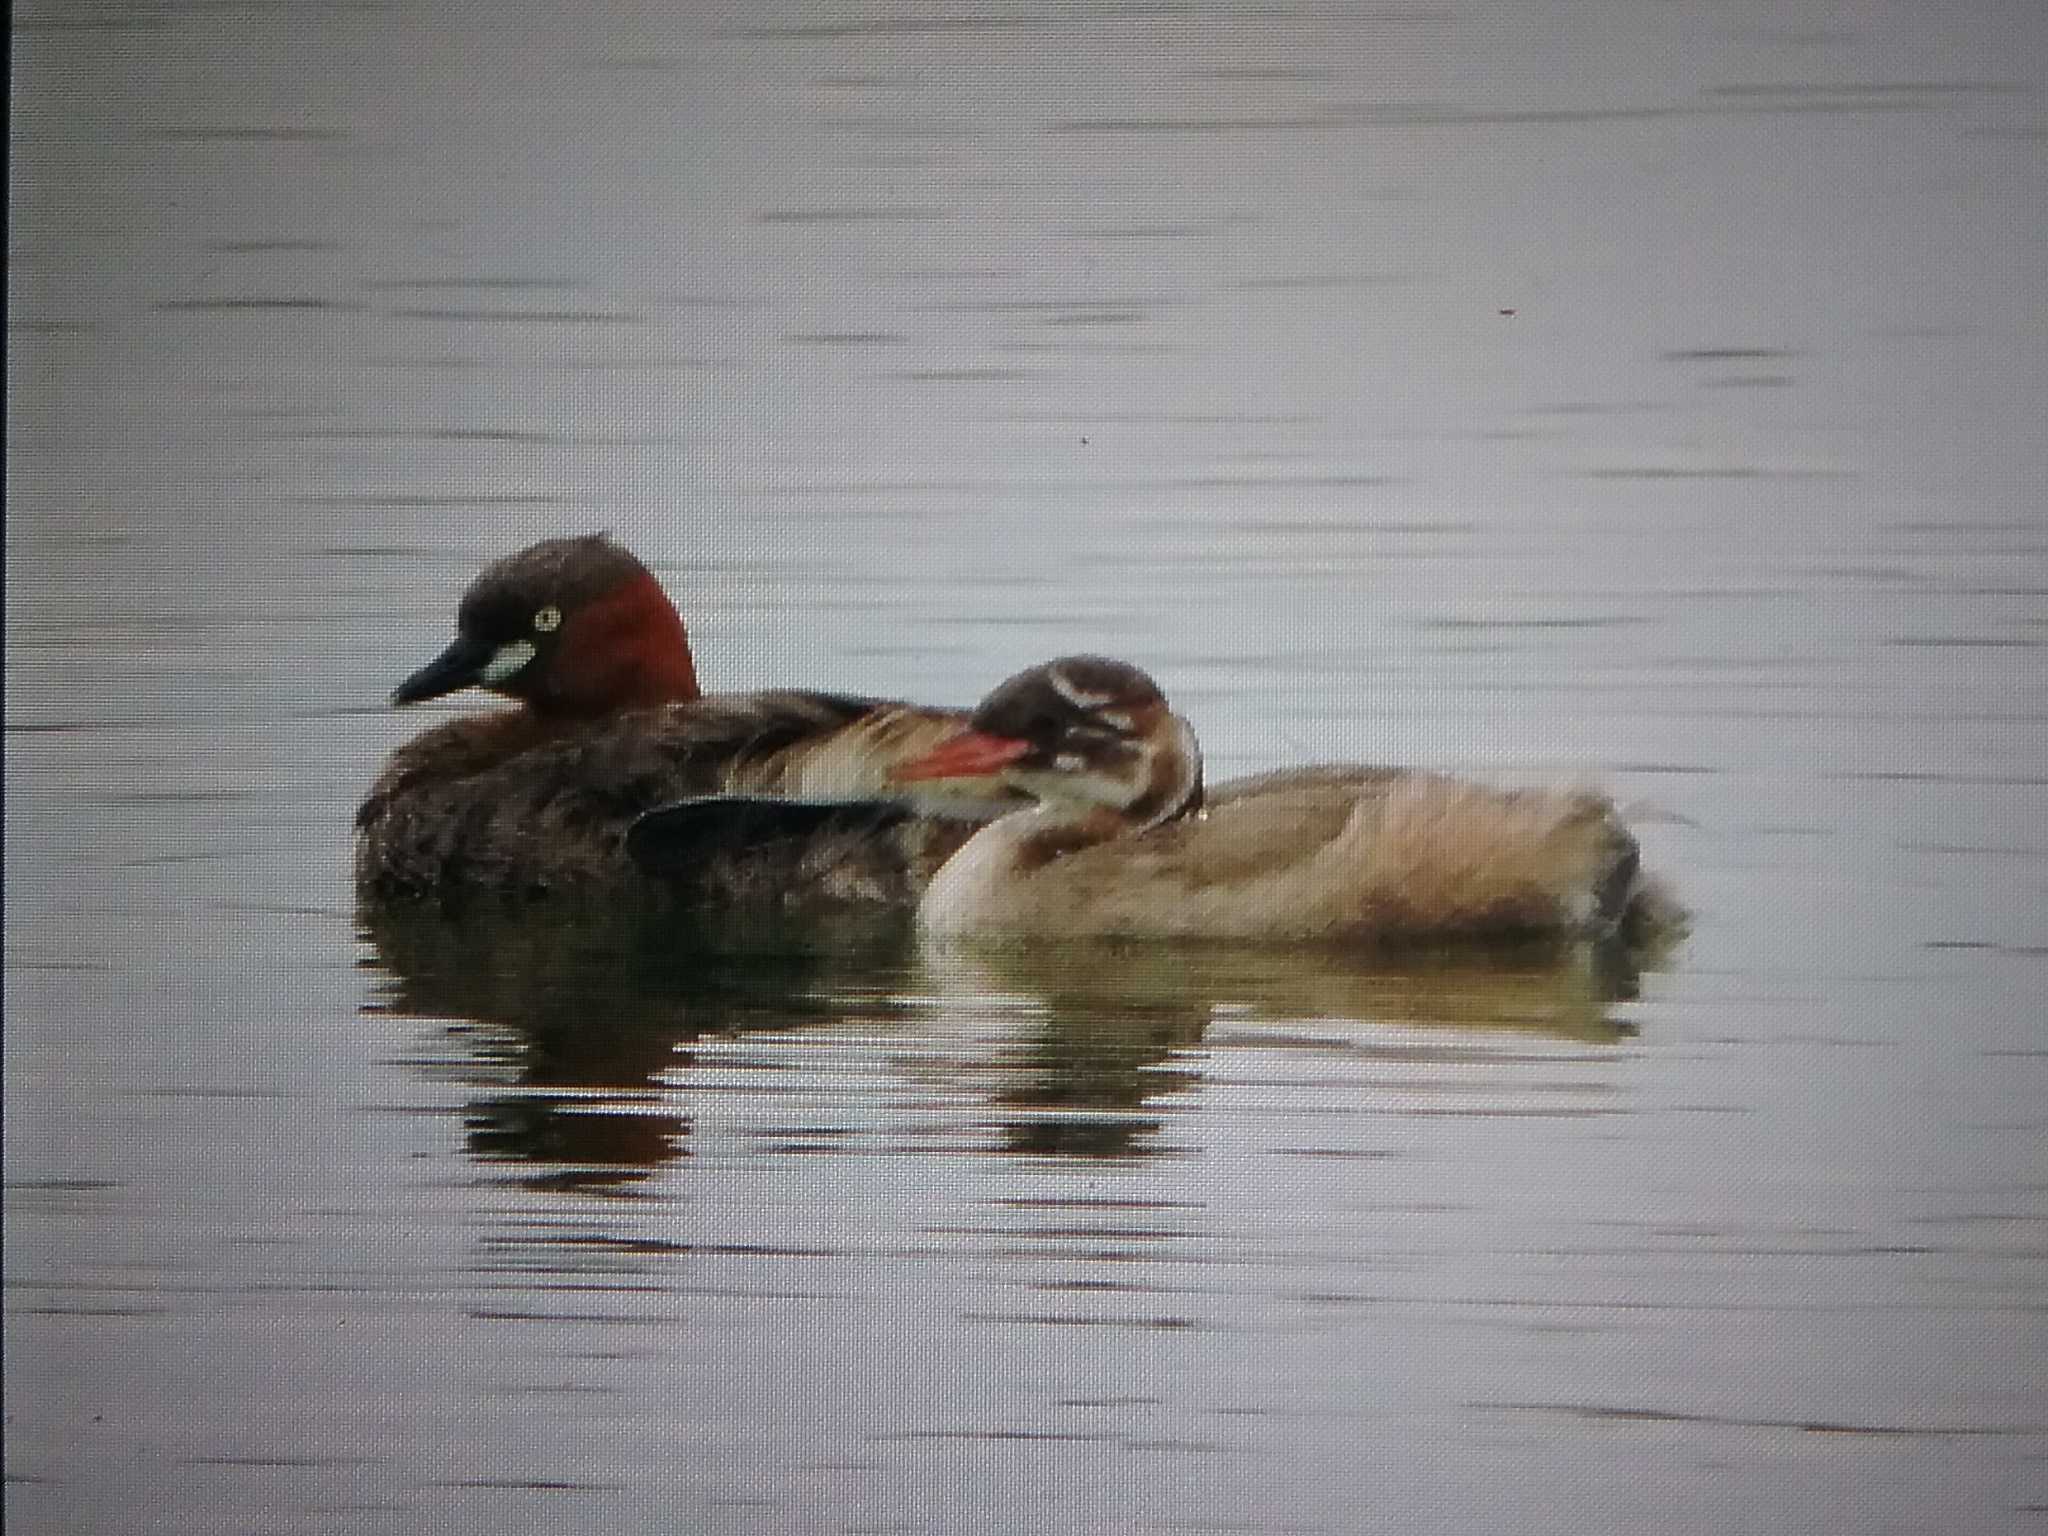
893;654;1203;829
391;535;701;718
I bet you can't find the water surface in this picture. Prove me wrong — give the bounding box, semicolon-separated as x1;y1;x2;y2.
8;2;2047;1532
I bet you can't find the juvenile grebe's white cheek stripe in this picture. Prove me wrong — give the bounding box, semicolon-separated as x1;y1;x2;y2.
1046;667;1114;712
479;639;538;685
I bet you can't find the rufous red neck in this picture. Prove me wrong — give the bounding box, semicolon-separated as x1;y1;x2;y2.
530;568;701;717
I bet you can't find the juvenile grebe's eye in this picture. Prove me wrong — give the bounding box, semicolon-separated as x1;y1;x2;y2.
532;604;563;634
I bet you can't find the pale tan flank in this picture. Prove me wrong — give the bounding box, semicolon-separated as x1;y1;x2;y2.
922;772;1653;945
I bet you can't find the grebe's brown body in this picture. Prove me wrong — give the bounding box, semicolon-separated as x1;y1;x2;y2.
355;537;1012;902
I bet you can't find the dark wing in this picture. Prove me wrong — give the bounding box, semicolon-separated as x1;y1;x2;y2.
625;794;915;878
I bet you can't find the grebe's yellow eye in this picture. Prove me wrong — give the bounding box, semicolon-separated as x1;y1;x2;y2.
533;604;562;634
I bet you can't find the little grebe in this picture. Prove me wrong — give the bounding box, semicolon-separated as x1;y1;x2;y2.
354;535;1014;902
888;655;1681;946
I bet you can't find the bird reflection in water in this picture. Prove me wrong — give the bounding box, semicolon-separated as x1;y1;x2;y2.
358;900;918;1191
912;931;1661;1157
361;897;1670;1180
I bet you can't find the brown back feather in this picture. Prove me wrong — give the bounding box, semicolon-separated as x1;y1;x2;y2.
355;691;1000;900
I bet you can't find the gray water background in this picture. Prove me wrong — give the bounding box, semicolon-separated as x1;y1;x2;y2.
7;2;2046;1531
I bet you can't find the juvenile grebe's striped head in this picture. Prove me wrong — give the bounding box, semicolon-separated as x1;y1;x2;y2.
894;655;1203;830
391;535;701;718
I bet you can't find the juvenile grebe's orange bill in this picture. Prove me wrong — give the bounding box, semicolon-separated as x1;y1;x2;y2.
890;731;1032;783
